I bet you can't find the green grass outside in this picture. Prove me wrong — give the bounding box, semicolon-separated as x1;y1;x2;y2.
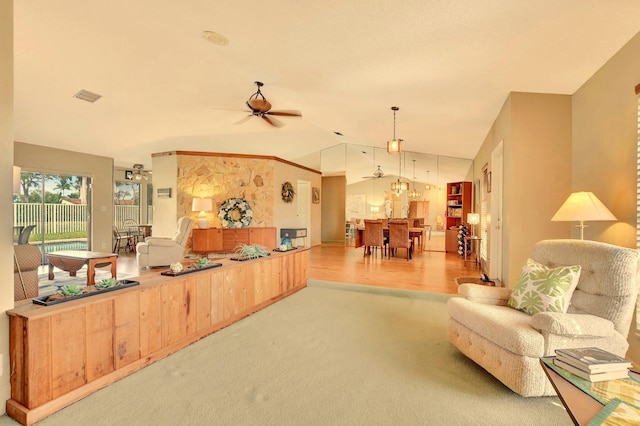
30;231;88;242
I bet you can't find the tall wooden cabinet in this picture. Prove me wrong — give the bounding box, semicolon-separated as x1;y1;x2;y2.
445;181;472;253
408;201;429;224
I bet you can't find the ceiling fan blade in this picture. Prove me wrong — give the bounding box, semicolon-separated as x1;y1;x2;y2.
267;110;302;117
233;115;254;125
213;107;251;112
262;115;285;127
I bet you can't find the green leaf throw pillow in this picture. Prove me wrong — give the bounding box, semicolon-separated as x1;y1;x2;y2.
508;258;581;315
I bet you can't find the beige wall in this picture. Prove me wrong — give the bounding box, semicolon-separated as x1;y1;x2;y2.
473;93;573;286
0;0;13;412
572;33;640;247
507;93;573;283
321;175;346;244
571;32;640;364
14;142;114;252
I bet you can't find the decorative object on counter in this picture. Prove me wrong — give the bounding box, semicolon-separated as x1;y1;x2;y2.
197;257;209;266
281;233;293;250
231;243;271;261
192;197;213;229
218;197;253;228
170;262;184;273
33;280;140;306
274;246;297;252
281;181;295;202
161;262;222;277
95;278;118;289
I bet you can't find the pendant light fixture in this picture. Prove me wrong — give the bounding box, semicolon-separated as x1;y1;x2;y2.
408;160;422;198
425;171;431;191
390;152;409;192
386;106;402;154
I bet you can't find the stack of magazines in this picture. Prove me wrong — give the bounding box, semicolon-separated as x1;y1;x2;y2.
554;347;633;382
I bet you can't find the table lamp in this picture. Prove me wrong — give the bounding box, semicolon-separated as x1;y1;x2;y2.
467;213;480;237
192;198;213;229
551;191;616;240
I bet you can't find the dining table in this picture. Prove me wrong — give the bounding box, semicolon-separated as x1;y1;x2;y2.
125;223;153;238
354;226;427;253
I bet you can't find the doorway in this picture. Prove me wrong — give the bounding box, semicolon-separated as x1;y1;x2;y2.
489;141;504;282
13;171;92;264
297;180;311;248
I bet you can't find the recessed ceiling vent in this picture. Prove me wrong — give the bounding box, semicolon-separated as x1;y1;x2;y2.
73;90;102;103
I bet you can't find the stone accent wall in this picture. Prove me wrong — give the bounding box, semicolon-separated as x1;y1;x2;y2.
177;155;274;227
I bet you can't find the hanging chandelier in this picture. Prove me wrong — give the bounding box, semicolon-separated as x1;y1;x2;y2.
425;171;431;191
386;106;402;154
390;152;409;192
408;160;421;198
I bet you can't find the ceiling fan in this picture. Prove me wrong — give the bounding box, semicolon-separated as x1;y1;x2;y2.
362;165;385;179
233;81;302;128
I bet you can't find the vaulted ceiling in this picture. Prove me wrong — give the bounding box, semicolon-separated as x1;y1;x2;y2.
13;1;640;171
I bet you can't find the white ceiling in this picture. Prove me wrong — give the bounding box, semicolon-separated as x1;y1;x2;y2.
13;1;640;172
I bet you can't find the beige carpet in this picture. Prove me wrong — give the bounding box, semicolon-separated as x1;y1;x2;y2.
0;281;571;425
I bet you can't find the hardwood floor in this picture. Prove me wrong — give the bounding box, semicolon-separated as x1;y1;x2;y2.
307;245;478;294
113;244;480;295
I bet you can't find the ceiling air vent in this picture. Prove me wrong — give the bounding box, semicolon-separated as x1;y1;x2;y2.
73;90;102;103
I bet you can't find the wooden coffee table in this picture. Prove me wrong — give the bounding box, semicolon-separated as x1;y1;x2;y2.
47;251;118;286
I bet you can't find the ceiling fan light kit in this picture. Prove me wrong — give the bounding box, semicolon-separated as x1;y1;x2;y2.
129;164;149;181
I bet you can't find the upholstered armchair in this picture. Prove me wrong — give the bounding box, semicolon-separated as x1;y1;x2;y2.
447;239;640;397
136;216;193;268
13;244;42;301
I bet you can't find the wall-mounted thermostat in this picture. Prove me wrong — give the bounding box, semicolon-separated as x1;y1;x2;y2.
157;188;172;198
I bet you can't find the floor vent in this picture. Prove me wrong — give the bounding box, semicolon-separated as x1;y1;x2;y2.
73;89;102;103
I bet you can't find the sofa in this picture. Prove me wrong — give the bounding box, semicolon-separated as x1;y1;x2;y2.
447;239;640;397
13;244;42;301
136;216;193;268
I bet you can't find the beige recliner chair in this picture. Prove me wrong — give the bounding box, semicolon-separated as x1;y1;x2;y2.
136;216;193;268
447;239;640;397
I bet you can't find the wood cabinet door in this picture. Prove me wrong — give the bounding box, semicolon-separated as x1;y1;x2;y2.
249;227;276;249
192;229;223;253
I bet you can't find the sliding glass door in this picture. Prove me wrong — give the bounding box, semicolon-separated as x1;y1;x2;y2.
13;171;92;263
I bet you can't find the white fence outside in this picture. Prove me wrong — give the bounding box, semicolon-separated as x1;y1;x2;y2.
13;203;146;235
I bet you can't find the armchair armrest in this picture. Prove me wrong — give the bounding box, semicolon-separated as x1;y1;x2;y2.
144;238;178;247
532;312;616;338
457;283;512;306
144;236;170;242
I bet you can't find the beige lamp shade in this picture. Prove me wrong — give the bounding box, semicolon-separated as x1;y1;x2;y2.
192;198;213;229
467;213;480;225
551;191;616;239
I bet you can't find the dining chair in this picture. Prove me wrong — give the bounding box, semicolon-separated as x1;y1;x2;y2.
17;225;36;245
363;219;386;257
113;225;134;253
123;219;145;245
388;219;413;260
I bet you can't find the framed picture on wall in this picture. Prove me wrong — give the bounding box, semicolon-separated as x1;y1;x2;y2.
312;187;320;204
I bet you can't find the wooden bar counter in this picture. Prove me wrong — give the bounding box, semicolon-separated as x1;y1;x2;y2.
6;248;309;426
